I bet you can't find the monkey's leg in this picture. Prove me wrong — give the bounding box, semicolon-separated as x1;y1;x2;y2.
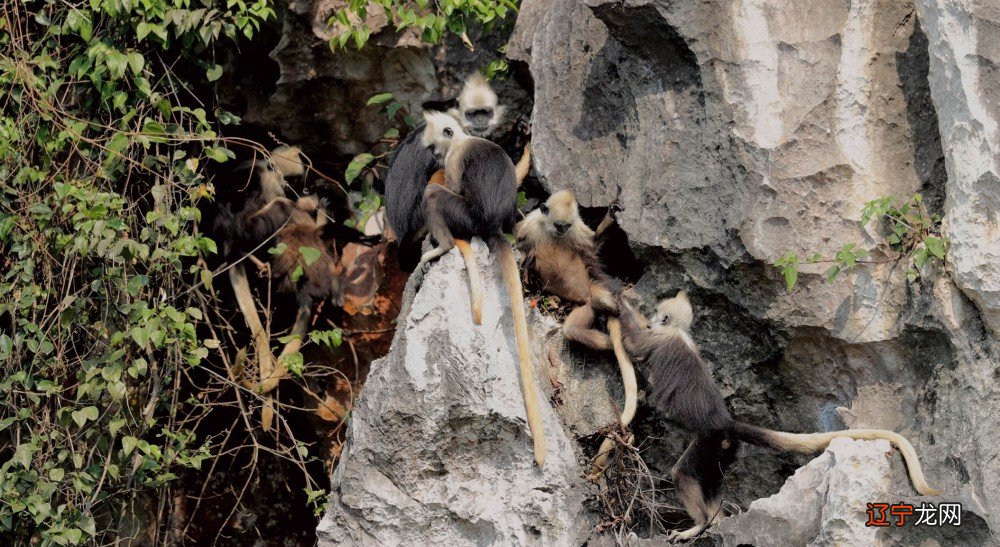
454;239;483;325
416;185;472;269
591;317;637;474
514;142;531;186
229;264;277;385
667;435;731;542
248;197;294;221
562;305;612;350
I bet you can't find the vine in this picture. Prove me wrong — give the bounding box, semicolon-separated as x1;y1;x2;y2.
0;0;340;543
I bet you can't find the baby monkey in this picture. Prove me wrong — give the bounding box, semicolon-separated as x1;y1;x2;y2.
616;291;939;541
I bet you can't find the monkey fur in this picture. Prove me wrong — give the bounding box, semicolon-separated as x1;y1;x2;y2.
516;190;619;350
384;73;531;271
418;110;547;466
213;146;375;430
615;290;940;541
515;189;636;471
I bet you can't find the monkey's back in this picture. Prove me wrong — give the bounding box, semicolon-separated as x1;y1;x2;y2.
643;335;732;434
450;137;518;237
384;126;437;243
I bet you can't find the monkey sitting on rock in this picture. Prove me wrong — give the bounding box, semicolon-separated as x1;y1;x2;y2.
516;189;635;471
384;72;531;272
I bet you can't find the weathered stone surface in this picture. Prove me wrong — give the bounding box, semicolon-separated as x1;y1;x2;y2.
244;1;530;157
508;0;1000;541
712;439;892;546
914;0;1000;335
317;240;597;545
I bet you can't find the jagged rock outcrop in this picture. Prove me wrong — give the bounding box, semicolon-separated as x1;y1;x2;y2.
317;241;597;545
508;0;1000;541
302;0;999;542
711;439;992;546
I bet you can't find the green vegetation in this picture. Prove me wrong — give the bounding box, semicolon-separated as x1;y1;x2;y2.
0;0;282;543
776;194;947;291
329;0;518;50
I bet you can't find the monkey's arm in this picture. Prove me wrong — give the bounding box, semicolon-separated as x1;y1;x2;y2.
577;243;617;314
321;222;382;246
614;297;651;360
594;199;623;237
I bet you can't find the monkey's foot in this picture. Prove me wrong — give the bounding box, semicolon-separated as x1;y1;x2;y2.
666;524;709;543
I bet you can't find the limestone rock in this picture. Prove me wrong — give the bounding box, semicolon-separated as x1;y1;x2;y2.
508;0;999;540
317;240;597;545
913;0;1000;335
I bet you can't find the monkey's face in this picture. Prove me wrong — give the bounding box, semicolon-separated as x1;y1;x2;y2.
452;73;505;138
538;190;579;237
421;111;466;158
649;291;693;332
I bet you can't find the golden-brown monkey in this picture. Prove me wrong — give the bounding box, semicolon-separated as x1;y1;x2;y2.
515;189;634;471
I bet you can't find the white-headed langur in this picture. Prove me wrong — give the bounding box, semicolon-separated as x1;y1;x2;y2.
516;189;635;472
417;110;547;466
615;290;940;541
214;145;377;430
384;72;531;272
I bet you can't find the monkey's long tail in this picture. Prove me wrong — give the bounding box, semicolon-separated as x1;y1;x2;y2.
229;264;277;388
591;317;637;474
731;423;940;496
455;239;483;324
491;234;546;466
257;303;311;431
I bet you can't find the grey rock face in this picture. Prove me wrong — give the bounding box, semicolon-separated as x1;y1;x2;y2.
914;0;1000;335
509;0;1000;541
712;439;893;546
317;241;597;545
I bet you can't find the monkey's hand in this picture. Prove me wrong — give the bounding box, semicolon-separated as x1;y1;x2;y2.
608;198;624;217
513;115;531;136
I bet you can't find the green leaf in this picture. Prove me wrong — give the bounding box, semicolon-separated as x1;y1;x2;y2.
345;153;374;184
783;265;798;292
107;133;129;155
925;236;945;259
299;246;321;267
71;406;99;427
291;264;304;283
204;146;234;163
49;468;65;482
122;436;139;456
366;92;394;105
282;352;305;376
268;242;288;256
824;265;841;284
206;64;224;82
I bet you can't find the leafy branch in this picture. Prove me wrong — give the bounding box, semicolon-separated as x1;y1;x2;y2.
776;194;947;291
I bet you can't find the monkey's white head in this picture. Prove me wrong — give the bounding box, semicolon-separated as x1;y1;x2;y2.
517;189;595;248
538;190;581;237
422;110;468;159
448;73;505;138
649;291;693;332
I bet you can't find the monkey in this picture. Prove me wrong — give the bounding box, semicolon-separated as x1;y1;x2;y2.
384;73;531;271
613;290;940;541
515;189;635;471
417;110;547;466
516;190;620;349
212;145;377;430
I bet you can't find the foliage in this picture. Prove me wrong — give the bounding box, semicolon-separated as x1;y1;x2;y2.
776;194;946;291
0;0;351;543
328;0;519;51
